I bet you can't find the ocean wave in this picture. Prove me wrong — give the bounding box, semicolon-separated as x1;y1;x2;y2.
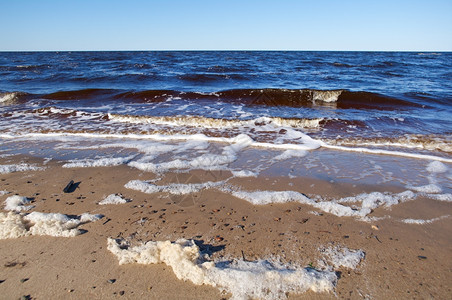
2;104;450;155
43;88;117;100
0;64;50;72
178;73;246;82
29;107;104;120
115;90;180;102
2;88;426;109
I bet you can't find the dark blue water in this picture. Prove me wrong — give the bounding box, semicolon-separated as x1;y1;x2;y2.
1;51;451;98
0;51;451;156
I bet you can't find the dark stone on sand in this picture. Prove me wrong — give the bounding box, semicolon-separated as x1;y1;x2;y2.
108;279;116;284
418;256;427;260
63;180;80;193
20;278;29;283
5;261;26;268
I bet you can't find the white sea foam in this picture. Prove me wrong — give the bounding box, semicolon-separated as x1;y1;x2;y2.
224;189;312;206
125;180;222;195
128;134;253;173
0;190;9;196
424;193;452;202
401;215;449;225
2;131;451;163
107;238;337;299
325;137;452;153
4;195;35;212
0;163;44;174
221;187;361;217
63;155;136;168
407;183;442;194
99;194;130;205
320;143;452;163
0;211;103;239
231;170;258;177
223;186;416;219
336;191;415;212
24;212;81;237
426;161;448;173
79;212;103;223
108;114;323;129
312;90;342;103
319;246;365;269
0;92;20;103
0;212;29;239
0;131;321;152
274;149;308;161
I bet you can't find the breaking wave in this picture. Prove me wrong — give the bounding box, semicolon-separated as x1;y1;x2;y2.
4;88;426;109
0;92;29;104
107;114;324;129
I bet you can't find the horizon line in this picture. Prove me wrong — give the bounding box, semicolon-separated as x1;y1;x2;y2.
1;49;451;53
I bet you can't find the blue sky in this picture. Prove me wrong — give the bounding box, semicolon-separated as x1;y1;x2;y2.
1;0;451;51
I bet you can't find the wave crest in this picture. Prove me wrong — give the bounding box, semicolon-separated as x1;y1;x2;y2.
107;114;323;129
0;92;28;104
4;88;425;110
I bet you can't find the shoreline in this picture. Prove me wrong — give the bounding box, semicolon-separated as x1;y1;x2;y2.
0;154;451;299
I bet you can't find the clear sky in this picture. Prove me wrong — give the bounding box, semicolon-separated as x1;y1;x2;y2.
1;0;451;51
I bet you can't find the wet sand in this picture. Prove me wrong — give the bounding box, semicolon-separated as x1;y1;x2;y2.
0;155;451;299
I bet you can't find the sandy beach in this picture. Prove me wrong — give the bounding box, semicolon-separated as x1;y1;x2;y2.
1;154;451;299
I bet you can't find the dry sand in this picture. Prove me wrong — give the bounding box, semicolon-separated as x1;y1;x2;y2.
0;155;451;299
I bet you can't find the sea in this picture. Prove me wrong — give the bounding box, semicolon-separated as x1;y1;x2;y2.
1;51;452;299
0;51;451;194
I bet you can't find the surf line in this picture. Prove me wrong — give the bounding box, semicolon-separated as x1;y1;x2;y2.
319;142;452;163
1;132;451;163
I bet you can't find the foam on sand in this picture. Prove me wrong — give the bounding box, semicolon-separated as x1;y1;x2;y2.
401;215;450;225
107;238;337;299
4;195;35;212
407;183;442;194
99;194;130;205
229;188;365;217
125;180;223;195
335;191;416;211
224;189;312;206
62;155;136;168
0;163;44;174
127;179;419;221
425;193;452;202
0;211;103;239
0;212;29;239
222;186;416;219
319;246;365;270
